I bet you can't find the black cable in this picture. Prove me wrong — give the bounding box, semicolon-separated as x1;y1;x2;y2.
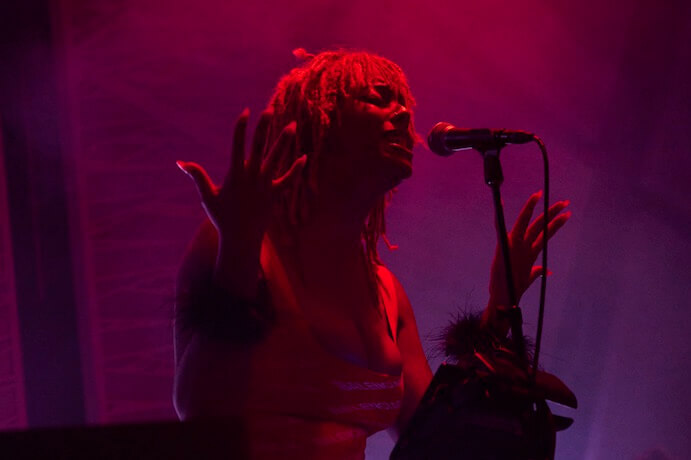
531;136;549;380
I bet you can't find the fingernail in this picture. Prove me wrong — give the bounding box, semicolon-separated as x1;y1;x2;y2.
536;190;543;199
176;160;186;172
564;211;572;219
240;107;250;118
563;200;570;206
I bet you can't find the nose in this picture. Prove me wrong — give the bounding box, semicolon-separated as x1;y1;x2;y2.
391;104;411;130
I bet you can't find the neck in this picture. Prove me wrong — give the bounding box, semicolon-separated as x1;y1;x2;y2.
298;185;379;256
271;145;393;261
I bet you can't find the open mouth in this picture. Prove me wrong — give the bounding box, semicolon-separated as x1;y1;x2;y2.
383;130;414;154
385;142;413;158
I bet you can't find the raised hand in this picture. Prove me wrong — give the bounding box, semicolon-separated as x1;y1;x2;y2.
487;191;571;319
177;109;306;240
176;109;306;298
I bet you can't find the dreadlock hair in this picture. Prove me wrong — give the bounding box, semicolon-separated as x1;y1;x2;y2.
265;48;417;271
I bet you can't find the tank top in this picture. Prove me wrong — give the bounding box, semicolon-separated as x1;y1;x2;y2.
241;237;404;459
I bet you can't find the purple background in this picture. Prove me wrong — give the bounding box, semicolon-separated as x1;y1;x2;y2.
1;0;690;459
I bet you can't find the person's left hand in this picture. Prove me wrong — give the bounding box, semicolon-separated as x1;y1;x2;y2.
487;191;571;327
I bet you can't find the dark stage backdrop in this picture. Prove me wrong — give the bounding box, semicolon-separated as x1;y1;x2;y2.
0;1;689;459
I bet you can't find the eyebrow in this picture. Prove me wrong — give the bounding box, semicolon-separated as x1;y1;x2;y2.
373;84;408;107
372;84;395;101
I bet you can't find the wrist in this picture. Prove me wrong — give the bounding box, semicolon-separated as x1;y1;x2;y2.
482;302;512;337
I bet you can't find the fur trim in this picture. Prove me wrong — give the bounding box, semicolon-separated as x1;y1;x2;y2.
438;311;534;363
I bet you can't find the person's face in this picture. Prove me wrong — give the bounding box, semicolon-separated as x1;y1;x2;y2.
325;80;415;191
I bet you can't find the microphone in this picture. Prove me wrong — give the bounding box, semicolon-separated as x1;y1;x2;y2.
427;122;535;156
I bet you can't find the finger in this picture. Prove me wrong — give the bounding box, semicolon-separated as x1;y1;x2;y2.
531;211;571;254
273;154;307;190
224;108;250;188
262;122;297;179
177;161;217;204
525;200;569;243
511;191;543;240
248;109;274;176
528;266;553;286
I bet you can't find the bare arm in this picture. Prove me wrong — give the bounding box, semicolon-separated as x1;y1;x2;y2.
483;191;571;336
174;218;218;364
173;107;305;418
174;109;306;367
383;193;571;438
173;218;256;418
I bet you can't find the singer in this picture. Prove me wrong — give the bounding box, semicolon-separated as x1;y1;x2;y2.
173;48;570;459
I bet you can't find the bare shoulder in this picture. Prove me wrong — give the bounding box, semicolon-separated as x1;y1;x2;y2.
376;264;415;332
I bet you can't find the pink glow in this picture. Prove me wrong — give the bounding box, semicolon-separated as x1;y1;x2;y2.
1;0;689;458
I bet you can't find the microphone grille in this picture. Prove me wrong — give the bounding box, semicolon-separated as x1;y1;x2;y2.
427;122;454;156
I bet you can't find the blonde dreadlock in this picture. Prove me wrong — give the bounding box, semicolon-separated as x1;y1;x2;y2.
265;48;417;270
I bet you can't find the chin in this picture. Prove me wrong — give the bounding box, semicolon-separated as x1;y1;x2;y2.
389;156;413;180
384;165;412;191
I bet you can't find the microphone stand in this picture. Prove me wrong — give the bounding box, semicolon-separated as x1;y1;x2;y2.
482;147;528;367
391;137;577;459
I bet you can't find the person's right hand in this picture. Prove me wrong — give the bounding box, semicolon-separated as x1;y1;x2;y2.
176;108;307;241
